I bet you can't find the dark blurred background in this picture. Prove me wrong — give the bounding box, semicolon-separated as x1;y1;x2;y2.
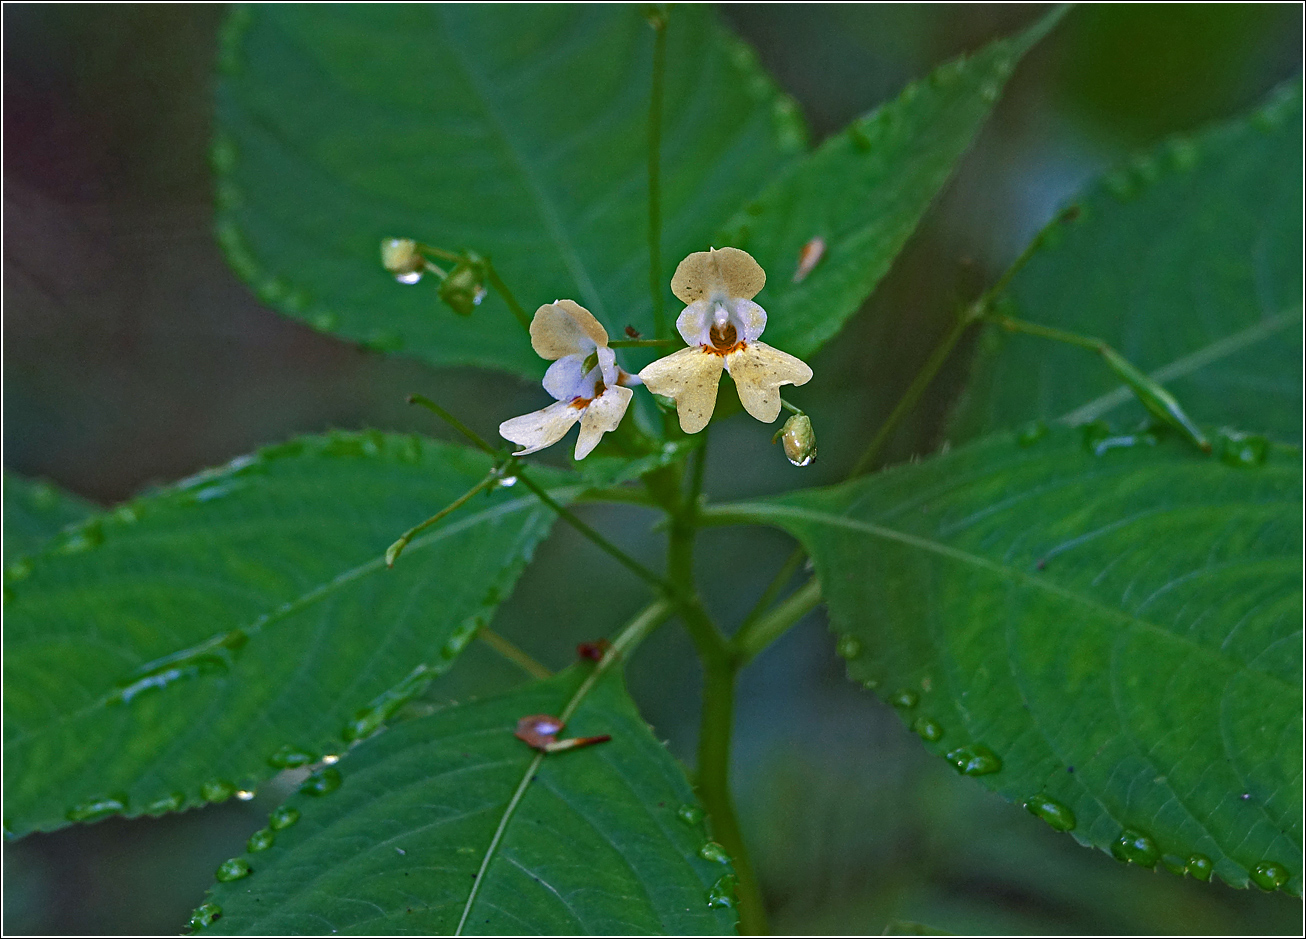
4;3;1302;934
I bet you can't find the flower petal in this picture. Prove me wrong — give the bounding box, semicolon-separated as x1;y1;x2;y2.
674;299;715;347
530;300;609;360
725;341;813;424
638;346;726;434
499;400;583;455
575;384;634;459
727;298;767;342
542;354;591;402
671;247;765;304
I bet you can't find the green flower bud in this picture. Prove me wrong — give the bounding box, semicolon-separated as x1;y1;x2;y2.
778;413;817;466
439;261;487;316
381;238;424;283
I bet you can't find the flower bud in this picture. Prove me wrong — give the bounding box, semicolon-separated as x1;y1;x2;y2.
381;238;425;283
438;261;487;316
778;413;817;466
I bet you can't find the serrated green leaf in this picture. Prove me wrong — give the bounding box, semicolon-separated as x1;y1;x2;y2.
718;428;1302;893
3;432;572;838
951;81;1303;442
197;667;736;935
3;470;96;565
721;6;1068;361
213;4;802;377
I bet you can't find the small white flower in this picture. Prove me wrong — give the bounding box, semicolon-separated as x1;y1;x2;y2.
499;300;636;460
638;247;813;433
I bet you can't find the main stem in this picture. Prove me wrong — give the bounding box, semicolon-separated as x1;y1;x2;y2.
664;451;767;933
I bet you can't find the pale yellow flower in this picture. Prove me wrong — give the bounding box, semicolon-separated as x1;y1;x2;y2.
499;300;636;459
638;247;812;433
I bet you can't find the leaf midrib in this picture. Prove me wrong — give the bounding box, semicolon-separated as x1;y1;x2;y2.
434;7;607;321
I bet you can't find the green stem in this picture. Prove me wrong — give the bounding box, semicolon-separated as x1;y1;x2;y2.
477;628;552;680
735;546;806;637
733;579;822;664
779;397;805;416
386;471;499;567
985;314;1102;350
985;313;1211;452
849;308;976;477
698;657;767;934
647;10;668;340
559;599;674;723
481;260;533;333
514;472;673;596
407;394;499;455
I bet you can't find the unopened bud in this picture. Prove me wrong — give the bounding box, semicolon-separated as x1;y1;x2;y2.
777;413;817;466
381;238;424;283
439;261;487;316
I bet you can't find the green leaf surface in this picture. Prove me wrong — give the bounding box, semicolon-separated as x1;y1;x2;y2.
214;4;1059;381
3;470;96;564
4;432;570;838
951;81;1303;442
719;428;1302;893
198;667;736;935
718;7;1067;360
213;4;803;376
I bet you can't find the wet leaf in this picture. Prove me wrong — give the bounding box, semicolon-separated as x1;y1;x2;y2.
199;668;735;935
213;5;802;377
723;428;1302;894
4;432;571;837
722;7;1067;361
952;81;1303;442
3;470;96;564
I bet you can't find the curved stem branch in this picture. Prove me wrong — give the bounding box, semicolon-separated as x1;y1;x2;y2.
477;628;552;680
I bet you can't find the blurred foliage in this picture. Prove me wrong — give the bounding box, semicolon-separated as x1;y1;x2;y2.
3;2;1302;935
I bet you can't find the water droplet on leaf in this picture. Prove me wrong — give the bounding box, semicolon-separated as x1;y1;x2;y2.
706;873;738;909
1217;429;1269;467
699;842;731;864
677;804;705;826
836;635;861;659
1111;829;1159;868
1185;853;1213;881
945;744;1002;776
247;828;275;853
912;717;943;742
268;745;317;769
66;797;127;823
58;520;104;554
301;767;342;796
1024;794;1076;831
145;792;185;815
1250;861;1290;891
890;689;919;709
343;664;434;742
269;806;300;830
235;789;255;802
215;858;252;882
188;902;223;929
201;780;236;803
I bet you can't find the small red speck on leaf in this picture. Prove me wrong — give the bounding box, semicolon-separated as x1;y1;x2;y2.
577;639;611;661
